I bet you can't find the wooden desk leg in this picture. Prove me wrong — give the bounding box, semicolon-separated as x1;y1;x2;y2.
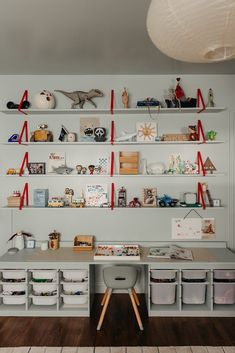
129;289;144;331
101;288;108;306
97;288;112;331
132;287;140;306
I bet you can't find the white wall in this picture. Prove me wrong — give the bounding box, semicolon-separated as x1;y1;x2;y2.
0;75;235;261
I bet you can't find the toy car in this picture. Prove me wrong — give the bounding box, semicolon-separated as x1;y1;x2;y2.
158;194;179;207
48;198;64;207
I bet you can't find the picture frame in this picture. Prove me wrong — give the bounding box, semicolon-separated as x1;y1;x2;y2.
142;187;157;207
28;162;46;175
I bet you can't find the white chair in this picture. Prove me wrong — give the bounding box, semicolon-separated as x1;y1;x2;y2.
97;266;143;330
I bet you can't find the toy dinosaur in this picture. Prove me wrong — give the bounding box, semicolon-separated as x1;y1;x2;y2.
54;89;104;109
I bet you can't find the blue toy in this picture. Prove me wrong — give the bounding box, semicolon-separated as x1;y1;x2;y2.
8;134;19;142
158;194;179;207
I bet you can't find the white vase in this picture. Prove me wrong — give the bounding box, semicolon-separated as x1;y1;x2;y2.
14;235;25;250
34;90;56;109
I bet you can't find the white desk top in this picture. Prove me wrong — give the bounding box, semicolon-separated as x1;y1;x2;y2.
0;247;235;269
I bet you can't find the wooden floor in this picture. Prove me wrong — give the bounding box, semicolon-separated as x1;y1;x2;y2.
0;295;234;347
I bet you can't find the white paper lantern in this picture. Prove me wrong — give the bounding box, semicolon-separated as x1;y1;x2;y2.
147;0;235;63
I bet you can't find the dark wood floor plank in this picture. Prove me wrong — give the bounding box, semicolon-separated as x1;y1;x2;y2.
0;295;234;347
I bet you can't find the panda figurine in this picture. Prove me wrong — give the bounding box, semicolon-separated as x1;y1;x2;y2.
94;127;107;142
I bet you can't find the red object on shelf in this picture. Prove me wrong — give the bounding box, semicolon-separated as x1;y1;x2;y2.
19;152;29;176
111;182;115;210
197;119;206;143
110;151;114;177
197;151;206;176
197;89;206;113
110;120;115;144
18;120;29;144
18;90;28;115
19;182;29;210
197;182;206;210
110;89;114;114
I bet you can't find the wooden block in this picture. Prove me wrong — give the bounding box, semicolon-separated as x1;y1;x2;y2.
95;348;110;353
223;348;235;353
73;235;93;252
119;151;139;175
191;347;208;353
119;168;138;175
119;157;139;163
162;134;190;141
207;348;224;353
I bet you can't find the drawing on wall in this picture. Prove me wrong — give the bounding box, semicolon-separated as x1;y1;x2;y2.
80;117;100;140
142;188;157;207
172;217;216;239
201;218;216;239
136;122;157;142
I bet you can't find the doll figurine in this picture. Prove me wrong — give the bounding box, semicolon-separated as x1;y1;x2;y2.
122;87;129;108
76;164;83;174
81;167;87;175
88;165;95;175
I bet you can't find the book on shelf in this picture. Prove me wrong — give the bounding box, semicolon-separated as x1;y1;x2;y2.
148;245;193;260
85;184;108;207
48;152;66;173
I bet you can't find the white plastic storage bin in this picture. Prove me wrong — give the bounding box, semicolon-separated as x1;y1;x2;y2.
32;283;57;294
31;295;57;306
150;283;177;304
2;283;26;292
31;270;57;281
214;270;235;304
2;270;26;280
150;269;177;282
3;296;26;305
61;270;88;282
62;294;88;305
62;282;88;294
182;270;207;304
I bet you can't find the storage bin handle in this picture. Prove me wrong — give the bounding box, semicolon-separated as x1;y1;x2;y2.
115;276;126;281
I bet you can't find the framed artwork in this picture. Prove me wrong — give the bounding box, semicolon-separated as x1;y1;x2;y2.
48;152;65;173
172;218;202;239
28;162;46;175
201;218;216;239
136;122;157;142
80;117;100;140
142;187;157;207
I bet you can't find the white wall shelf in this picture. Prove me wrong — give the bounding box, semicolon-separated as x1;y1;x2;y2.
1;173;226;178
1;206;224;210
1;107;226;115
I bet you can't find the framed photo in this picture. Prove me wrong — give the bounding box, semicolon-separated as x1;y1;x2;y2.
142;187;157;207
28;162;46;175
136;122;157;142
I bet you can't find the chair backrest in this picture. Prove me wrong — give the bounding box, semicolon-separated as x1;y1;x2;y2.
103;266;138;289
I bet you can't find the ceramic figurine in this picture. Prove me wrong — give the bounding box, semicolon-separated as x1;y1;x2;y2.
122;87;129;108
94;165;102;174
129;197;141;207
34;90;56;109
188;125;198;141
64;188;74;206
54;89;104;109
94;127;107;142
76;164;83;174
206;88;215;107
48;230;60;250
88;165;95;175
118;187;127;207
67;132;76;142
81;167;87;174
207;130;217;141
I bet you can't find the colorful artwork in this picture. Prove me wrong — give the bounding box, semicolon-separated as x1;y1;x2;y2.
136;122;157;142
85;184;108;207
172;218;216;239
94;244;140;260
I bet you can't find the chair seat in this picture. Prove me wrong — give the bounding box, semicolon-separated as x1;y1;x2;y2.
103;266;138;289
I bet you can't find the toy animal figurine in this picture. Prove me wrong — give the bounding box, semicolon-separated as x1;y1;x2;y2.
53;165;73;175
188;125;199;141
207;130;217;141
206;88;215;107
94;127;107;142
54;89;104;109
122;87;129;108
129;197;141;207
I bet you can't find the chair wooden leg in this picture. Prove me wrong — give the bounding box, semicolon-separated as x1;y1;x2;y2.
132;287;140;306
129;289;144;331
97;288;112;331
101;288;108;306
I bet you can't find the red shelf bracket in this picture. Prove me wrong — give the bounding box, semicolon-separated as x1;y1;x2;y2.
197;89;206;114
19;182;29;210
110;120;115;145
18;90;29;115
197;182;206;210
110;151;114;177
19;152;29;176
197;119;206;143
18;120;29;144
111;182;115;210
197;151;206;176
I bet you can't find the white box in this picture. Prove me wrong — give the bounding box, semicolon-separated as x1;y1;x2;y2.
32;283;57;293
2;270;26;280
182;283;207;304
150;283;177;304
2;283;26;292
31;270;57;281
62;294;88;305
61;270;88;282
214;283;235;304
32;295;57;306
62;282;88;293
151;269;177;281
3;296;26;305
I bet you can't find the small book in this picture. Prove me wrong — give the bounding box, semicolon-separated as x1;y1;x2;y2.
48;152;66;173
148;245;193;261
